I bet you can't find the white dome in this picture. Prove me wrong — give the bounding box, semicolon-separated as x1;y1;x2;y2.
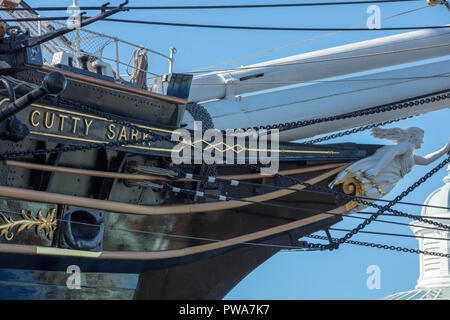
420;165;450;217
383;165;450;299
384;288;450;300
408;164;450;291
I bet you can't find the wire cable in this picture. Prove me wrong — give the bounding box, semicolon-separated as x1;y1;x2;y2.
355;211;450;220
2;14;448;31
0;208;320;252
2;197;446;254
173;169;450;211
6;196;444;251
185;42;450;75
348;214;450;232
183;75;450;84
187;5;429;73
0;1;424;12
329;227;450;241
100;17;450;31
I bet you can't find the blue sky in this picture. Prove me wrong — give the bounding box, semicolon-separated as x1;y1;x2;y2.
25;0;450;299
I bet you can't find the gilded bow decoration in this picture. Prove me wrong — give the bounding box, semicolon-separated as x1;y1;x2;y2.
0;208;57;241
334;169;387;211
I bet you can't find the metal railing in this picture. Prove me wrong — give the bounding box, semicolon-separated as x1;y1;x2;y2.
0;7;174;87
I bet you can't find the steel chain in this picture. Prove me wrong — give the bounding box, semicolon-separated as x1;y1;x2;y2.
246;155;450;253
245;90;450;133
302;116;412;144
306;234;450;257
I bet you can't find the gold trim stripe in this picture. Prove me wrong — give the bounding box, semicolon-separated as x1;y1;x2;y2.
31;129;339;155
0;98;176;135
36;247;102;258
2;98;339;155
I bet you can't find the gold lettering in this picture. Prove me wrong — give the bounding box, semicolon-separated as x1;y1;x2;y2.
58;114;68;132
29;110;40;127
130;128;139;141
142;132;150;146
44;112;55;129
71;116;81;134
106;124;116;140
118;126;127;141
83;119;93;135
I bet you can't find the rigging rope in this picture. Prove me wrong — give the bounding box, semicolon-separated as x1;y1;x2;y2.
99;17;449;31
0;1;424;12
329;227;450;241
1;6;444;32
169;165;450;211
0;208;319;252
182;75;450;82
187;5;430;73
126;47;149;90
185;42;450;75
1;200;447;253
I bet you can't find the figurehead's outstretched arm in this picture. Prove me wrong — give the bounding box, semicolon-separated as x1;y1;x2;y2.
414;140;450;166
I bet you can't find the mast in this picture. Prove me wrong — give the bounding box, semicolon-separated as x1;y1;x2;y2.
72;0;81;64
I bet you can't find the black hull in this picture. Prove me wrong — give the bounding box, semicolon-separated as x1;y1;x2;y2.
0;216;337;299
0;66;381;300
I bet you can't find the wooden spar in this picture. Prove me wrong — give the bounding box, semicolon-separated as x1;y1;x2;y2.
0;164;349;215
4;160;173;182
39;66;187;105
0;205;348;260
4;160;349;182
188;28;450;102
217;163;350;180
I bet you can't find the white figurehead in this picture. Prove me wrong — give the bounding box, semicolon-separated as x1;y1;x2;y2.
330;127;450;212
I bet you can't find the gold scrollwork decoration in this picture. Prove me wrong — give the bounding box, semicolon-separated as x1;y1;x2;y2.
334;178;364;211
334;168;387;211
334;169;367;211
0;208;57;241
